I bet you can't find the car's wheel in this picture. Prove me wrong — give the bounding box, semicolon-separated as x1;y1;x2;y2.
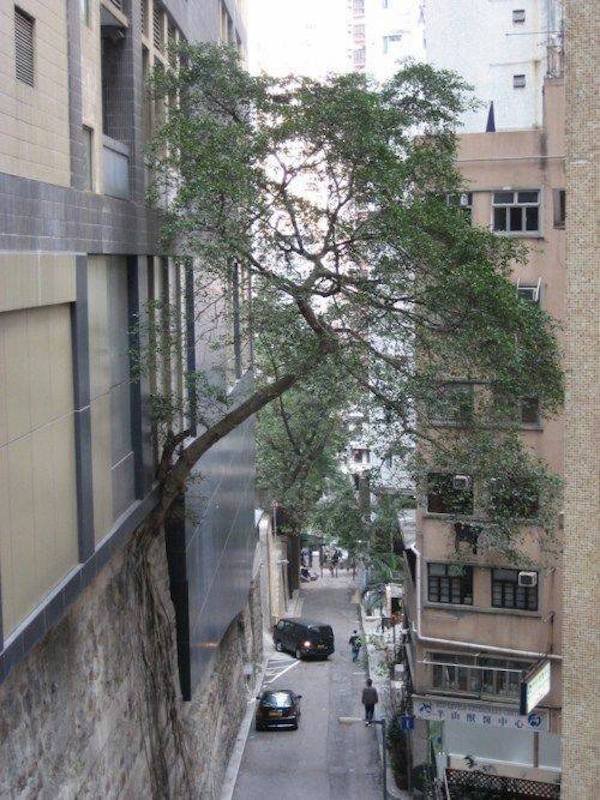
275;640;283;652
295;648;302;660
255;723;263;732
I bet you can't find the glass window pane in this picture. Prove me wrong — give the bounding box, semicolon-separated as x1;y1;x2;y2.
494;569;517;581
526;206;539;231
518;190;539;203
493;191;514;204
429;563;447;576
510;206;523;231
493;207;507;231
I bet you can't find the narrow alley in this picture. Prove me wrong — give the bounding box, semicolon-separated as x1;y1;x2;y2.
231;574;383;800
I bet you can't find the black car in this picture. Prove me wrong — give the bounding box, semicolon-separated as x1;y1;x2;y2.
273;618;335;659
255;689;302;731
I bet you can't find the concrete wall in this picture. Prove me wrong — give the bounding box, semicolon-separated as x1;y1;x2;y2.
0;528;263;800
560;0;600;796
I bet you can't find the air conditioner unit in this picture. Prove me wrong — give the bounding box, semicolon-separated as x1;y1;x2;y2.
518;571;538;587
459;193;470;207
452;475;472;491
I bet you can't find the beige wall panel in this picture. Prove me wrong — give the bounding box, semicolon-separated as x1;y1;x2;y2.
0;304;78;636
0;253;76;314
6;435;37;629
27;306;53;430
3;310;32;442
88;256;110;401
31;423;57;598
48;304;75;421
0;0;71;186
91;394;113;544
50;414;78;582
0;320;7;447
0;446;16;633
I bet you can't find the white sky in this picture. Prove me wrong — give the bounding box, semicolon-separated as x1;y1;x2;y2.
246;0;349;78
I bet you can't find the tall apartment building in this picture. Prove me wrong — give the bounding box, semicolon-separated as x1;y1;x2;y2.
424;0;563;132
400;7;566;798
347;0;424;80
0;1;259;796
561;3;600;798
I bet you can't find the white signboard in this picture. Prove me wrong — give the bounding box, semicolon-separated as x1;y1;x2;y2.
522;660;551;714
413;695;548;732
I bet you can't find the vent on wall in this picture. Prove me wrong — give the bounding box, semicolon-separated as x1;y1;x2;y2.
15;7;34;86
153;6;163;50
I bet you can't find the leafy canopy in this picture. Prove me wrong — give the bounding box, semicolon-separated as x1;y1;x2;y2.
148;44;563;554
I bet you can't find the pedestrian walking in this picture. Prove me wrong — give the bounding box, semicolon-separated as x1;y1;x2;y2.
349;630;362;662
361;678;379;726
328;559;335;577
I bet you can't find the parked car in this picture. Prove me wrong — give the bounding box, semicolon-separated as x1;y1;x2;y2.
255;689;302;731
273;618;335;659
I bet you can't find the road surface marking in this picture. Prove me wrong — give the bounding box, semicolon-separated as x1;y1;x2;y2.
264;659;301;684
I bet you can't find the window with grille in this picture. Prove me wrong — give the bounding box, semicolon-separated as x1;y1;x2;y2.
491;568;538;610
428;563;473;605
553;189;566;227
153;5;163;50
15;8;35;87
141;0;148;35
513;73;526;88
492;190;540;234
353;0;365;15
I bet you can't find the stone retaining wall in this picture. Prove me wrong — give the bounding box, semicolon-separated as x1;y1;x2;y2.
0;528;263;800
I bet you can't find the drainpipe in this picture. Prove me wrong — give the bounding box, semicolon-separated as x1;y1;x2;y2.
410;545;562;661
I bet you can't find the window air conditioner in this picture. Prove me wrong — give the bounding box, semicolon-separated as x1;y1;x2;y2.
518;571;537;587
452;475;472;491
459;193;470;207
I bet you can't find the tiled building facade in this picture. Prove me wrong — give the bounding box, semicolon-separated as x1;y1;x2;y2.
561;1;600;797
0;0;254;694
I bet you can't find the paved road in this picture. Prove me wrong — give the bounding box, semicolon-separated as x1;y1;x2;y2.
232;574;382;800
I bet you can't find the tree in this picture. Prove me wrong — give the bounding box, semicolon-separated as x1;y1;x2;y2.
143;42;563;561
256;358;351;536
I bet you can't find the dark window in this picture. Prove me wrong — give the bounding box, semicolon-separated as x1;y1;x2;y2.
153;5;163;50
520;396;540;425
82;126;93;190
513;74;526;89
553;189;566;227
512;9;526;23
262;692;293;708
480;656;530;697
426;473;474;515
491;569;538;610
15;7;34;86
447;192;473;222
431;653;474;693
428;563;473;605
141;0;148;35
493;190;540;234
517;284;540;303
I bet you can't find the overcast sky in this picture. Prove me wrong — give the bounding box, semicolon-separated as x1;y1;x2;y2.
246;0;349;78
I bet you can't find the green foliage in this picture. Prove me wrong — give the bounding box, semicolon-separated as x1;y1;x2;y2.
147;43;564;561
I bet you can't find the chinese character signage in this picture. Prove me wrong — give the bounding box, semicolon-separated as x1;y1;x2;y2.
413;695;548;732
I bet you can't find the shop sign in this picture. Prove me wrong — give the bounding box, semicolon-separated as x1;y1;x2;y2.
520;660;551;715
413;695;548;732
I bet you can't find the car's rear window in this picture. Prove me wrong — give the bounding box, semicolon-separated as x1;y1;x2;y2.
262;692;293;708
309;625;333;637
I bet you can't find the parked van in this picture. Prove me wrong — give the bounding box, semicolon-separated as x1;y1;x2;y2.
273;618;335;659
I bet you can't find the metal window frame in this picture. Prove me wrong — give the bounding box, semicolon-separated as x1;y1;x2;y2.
15;6;35;87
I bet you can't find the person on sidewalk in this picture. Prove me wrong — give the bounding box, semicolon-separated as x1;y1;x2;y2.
349;630;362;662
361;678;379;726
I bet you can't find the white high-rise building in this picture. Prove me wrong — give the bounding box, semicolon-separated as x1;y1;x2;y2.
423;0;564;132
347;0;425;81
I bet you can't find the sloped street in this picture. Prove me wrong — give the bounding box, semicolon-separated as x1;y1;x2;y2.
232;574;383;800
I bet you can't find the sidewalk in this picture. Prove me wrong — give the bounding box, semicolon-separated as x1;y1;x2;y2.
360;604;412;800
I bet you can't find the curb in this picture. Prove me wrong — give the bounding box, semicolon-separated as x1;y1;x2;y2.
359;604;411;800
219;657;268;800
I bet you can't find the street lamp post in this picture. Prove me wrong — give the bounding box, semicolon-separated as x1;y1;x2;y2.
338;716;388;800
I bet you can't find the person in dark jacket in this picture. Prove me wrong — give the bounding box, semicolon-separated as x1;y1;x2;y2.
349;630;362;662
361;678;379;726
